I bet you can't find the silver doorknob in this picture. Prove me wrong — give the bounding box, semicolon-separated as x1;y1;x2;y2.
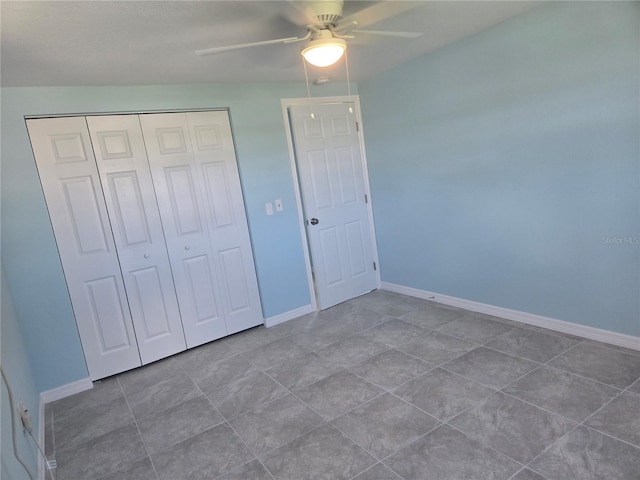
144;253;150;258
310;218;319;225
185;245;191;250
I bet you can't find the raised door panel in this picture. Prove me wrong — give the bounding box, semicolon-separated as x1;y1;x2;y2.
59;176;111;254
164;166;203;236
182;254;222;327
27;117;141;379
201;162;235;230
106;172;151;246
186;111;263;334
318;227;344;287
308;149;334;210
140;113;227;347
218;247;251;312
335;146;359;206
87;115;186;364
86;276;134;354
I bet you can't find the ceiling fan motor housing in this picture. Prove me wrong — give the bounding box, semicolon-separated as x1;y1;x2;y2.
311;28;338;41
310;0;344;26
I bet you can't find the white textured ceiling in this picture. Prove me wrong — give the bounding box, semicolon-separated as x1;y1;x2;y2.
1;1;539;87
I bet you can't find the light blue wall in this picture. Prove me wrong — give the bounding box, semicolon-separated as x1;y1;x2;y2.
1;82;354;391
359;1;639;336
2;267;40;480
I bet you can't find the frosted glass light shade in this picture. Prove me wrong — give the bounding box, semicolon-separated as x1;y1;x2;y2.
302;38;346;67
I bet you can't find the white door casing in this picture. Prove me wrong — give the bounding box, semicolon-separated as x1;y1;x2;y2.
140;111;262;344
287;101;379;309
87;115;187;364
27;117;142;379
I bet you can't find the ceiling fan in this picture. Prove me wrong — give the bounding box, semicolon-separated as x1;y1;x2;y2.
195;0;423;67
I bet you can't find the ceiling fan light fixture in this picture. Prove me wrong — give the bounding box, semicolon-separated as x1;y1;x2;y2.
302;37;346;67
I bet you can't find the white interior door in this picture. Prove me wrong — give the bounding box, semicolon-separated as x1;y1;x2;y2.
27;117;142;379
140;111;262;345
289;102;378;309
87;115;187;364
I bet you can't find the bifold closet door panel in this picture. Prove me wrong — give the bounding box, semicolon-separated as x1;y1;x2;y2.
87;115;187;364
185;111;263;335
140;111;263;344
139;113;228;347
27;117;142;380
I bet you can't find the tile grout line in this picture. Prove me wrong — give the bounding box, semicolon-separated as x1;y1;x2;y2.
176;354;278;480
540;358;635;391
513;390;640;476
442;421;529;472
436;355;628;438
577;391;640;450
216;417;278;480
507;466;551;480
115;376;161;480
347;462;404;480
213;346;336;479
430;363;589;471
520;419;584;472
578;423;640;450
234;338;415;479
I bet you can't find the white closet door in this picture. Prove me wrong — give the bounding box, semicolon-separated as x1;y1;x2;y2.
87;115;186;364
139;113;227;347
27;117;141;380
185;111;263;335
140;111;262;345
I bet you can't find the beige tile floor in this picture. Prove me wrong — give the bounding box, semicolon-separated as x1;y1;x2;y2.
44;290;640;480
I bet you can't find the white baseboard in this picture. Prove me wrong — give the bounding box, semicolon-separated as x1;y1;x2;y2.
264;304;315;328
40;377;93;405
37;377;92;479
38;399;45;480
382;282;640;351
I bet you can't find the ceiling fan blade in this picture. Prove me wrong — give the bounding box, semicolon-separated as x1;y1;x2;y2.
286;0;320;26
352;29;423;38
339;2;418;30
195;36;302;56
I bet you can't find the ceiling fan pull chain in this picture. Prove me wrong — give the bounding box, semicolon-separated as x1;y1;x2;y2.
302;57;315;119
344;47;352;107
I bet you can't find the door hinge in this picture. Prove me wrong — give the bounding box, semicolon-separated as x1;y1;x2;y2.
356;121;359;132
373;261;377;271
365;194;368;204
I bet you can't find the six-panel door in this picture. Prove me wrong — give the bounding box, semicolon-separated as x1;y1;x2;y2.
289;103;378;309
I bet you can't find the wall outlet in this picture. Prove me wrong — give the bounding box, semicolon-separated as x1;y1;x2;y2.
265;202;274;216
17;400;33;433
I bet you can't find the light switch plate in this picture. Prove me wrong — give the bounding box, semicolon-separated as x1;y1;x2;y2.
275;199;283;212
266;202;274;216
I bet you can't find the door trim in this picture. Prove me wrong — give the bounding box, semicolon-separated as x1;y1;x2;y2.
281;95;381;311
